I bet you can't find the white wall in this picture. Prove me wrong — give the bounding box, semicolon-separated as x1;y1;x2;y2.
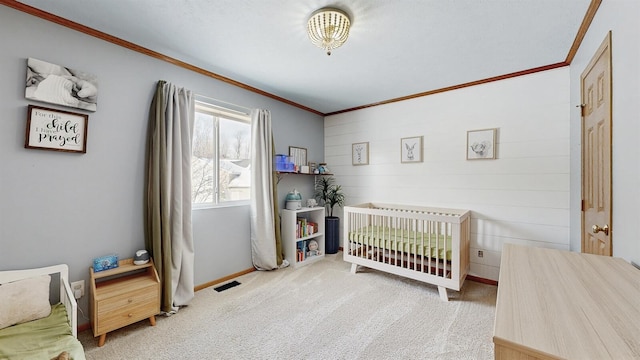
0;6;324;324
569;0;640;264
325;68;571;280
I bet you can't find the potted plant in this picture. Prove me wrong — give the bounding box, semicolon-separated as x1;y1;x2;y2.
314;176;345;254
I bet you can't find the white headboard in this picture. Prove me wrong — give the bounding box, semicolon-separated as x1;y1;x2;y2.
0;264;69;284
0;264;77;337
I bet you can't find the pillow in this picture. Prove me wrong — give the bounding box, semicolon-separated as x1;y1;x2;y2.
0;274;52;330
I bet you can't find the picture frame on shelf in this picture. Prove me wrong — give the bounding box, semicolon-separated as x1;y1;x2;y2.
401;136;423;163
467;128;497;160
289;146;307;169
352;142;369;165
24;105;88;153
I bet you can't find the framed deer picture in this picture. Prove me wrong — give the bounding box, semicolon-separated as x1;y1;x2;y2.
401;136;423;163
467;128;496;160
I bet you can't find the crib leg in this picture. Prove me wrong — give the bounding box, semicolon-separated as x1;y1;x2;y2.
350;263;358;274
438;286;449;302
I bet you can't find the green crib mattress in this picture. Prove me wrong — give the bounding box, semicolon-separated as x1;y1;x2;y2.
348;225;453;261
0;303;86;360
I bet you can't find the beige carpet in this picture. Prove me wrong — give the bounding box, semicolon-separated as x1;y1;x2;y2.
79;253;496;359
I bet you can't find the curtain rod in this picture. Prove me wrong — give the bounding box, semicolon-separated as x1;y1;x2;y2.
195;94;252;116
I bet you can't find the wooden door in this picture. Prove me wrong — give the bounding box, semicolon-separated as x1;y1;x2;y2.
581;32;612;256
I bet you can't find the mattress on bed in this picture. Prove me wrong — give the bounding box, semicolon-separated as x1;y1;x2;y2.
0;303;85;360
348;225;453;260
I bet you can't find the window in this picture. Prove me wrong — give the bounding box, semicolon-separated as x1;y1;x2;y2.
192;101;251;207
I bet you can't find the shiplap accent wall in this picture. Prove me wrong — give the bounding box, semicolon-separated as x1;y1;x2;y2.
324;68;570;280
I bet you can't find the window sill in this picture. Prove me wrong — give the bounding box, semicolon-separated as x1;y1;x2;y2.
192;201;250;210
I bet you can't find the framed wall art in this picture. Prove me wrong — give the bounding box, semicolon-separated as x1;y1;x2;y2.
467;128;497;160
26;58;98;112
25;105;88;153
401;136;423;163
352;142;369;165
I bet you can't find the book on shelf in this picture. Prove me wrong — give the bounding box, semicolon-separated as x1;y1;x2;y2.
308;221;318;235
296;217;318;238
297;240;307;262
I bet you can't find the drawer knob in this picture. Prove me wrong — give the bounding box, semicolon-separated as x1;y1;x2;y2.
128;313;133;317
128;299;133;303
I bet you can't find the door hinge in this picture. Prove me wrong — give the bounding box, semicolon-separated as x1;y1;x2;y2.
581;199;585;211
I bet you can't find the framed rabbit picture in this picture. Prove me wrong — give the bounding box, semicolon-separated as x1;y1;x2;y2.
401;136;423;163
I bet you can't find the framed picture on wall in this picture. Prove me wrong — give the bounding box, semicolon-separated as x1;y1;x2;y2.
401;136;423;163
25;58;98;112
352;142;369;165
467;128;497;160
25;105;88;153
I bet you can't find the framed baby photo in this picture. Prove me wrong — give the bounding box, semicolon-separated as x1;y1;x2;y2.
352;142;369;165
401;136;423;163
467;128;496;160
25;105;88;153
26;58;98;112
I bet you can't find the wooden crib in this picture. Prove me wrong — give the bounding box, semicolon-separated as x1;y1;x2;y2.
343;203;471;301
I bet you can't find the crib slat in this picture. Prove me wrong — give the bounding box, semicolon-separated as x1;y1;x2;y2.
420;218;423;272
351;211;356;256
417;220;421;272
400;217;405;269
436;220;440;276
389;218;402;265
428;220;432;275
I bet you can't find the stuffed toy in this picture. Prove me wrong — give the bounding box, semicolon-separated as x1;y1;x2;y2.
307;240;321;257
51;351;69;360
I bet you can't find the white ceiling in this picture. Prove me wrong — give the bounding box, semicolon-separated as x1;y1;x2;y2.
16;0;592;115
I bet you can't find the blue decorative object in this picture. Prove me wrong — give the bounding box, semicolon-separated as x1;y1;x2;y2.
93;254;119;272
275;154;294;172
318;163;329;174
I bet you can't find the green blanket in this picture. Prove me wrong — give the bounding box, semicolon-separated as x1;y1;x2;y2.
0;303;85;360
349;225;453;260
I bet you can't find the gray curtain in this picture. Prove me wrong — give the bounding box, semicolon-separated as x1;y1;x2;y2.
144;80;195;313
250;109;284;270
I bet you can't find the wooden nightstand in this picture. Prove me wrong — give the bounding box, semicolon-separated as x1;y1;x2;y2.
89;258;160;347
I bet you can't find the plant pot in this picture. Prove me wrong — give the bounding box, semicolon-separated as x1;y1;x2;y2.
325;216;340;254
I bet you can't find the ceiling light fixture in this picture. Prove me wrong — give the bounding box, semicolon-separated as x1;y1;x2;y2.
307;7;351;56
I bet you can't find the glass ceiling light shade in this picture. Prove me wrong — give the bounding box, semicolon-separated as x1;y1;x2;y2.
307;7;351;56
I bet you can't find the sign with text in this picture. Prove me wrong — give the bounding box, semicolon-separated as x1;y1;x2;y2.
25;105;88;153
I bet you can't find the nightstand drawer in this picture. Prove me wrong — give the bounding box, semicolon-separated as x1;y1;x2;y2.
97;286;157;314
95;286;159;335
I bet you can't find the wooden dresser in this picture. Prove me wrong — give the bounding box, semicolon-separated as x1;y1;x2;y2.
493;244;640;359
90;258;160;347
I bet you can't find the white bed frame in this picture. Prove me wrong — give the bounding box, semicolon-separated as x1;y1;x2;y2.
0;264;78;338
343;203;471;301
